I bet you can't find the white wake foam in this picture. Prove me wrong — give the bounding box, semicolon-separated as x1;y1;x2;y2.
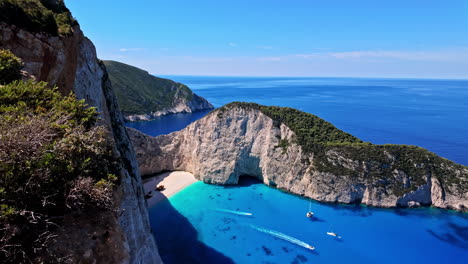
251;225;315;250
216;209;253;216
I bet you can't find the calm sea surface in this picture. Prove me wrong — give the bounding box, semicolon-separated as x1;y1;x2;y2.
127;76;468;263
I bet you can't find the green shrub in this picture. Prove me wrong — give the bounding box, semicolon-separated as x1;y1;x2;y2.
103;60;197;115
274;138;290;154
0;0;75;36
219;102;362;150
0;49;23;85
0;80;118;263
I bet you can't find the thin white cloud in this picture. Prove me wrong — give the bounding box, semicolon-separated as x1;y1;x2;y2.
154;49;468;64
329;50;468;61
105;47;468;79
179;56;237;63
113;54;468;79
228;42;237;47
119;48;144;52
257;56;282;61
294;54;321;59
251;49;468;62
257;46;273;50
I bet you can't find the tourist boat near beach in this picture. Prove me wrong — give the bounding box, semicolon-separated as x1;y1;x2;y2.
306;200;314;217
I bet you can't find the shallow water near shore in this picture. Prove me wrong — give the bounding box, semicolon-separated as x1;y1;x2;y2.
149;178;468;264
133;76;468;263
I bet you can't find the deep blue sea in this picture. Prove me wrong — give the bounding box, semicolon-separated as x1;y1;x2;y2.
127;76;468;263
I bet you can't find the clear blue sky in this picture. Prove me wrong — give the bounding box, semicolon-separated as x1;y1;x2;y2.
66;0;468;78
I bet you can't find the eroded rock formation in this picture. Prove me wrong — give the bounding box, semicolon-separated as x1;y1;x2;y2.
129;103;468;212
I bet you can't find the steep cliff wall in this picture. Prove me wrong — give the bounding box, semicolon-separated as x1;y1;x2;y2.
1;2;161;263
103;60;213;122
129;103;468;212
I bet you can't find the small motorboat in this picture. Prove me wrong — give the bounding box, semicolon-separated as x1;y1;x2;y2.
306;200;314;217
326;225;341;238
306;245;315;250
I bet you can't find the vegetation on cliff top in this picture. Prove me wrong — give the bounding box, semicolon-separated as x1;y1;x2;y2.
103;60;204;116
218;102;467;194
0;49;23;85
0;51;119;263
219;102;363;145
0;0;76;35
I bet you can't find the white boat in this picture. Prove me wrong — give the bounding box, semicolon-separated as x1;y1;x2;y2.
326;225;341;238
306;200;314;217
306;245;315;250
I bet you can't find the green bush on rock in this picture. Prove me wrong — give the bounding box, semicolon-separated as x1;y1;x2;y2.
0;49;23;85
103;60;197;116
0;0;75;36
0;80;119;263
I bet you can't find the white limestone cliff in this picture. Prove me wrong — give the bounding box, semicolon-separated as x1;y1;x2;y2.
128;105;468;212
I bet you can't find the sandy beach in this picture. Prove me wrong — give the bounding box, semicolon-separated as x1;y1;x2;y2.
143;171;198;207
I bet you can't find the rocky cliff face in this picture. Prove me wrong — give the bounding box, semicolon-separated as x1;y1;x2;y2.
125;93;213;122
128;104;468;212
1;8;161;264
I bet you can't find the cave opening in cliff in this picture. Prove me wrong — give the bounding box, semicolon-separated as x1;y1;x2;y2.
238;175;262;186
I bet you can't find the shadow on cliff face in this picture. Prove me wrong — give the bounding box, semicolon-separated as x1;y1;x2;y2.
219;175;262;189
427;222;468;250
147;196;235;264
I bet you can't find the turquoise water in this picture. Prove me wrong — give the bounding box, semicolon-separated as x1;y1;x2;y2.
150;179;468;264
134;77;468;263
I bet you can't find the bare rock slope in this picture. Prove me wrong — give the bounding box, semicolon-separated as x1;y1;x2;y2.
1;2;161;263
129;102;468;212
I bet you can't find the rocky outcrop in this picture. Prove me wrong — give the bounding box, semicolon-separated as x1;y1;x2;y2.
128;104;468;212
102;60;213;122
1;6;161;264
124;93;213;122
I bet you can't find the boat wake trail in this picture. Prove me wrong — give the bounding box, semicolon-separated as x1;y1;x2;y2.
250;225;315;250
215;209;253;216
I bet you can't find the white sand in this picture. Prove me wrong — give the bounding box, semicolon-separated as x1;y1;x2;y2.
143;171;198;207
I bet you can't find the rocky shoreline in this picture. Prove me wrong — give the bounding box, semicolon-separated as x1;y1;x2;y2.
128;103;468;212
124;98;213;122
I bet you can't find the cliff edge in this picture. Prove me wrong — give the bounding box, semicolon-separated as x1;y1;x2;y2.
129;102;468;212
1;1;161;263
103;60;213;122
